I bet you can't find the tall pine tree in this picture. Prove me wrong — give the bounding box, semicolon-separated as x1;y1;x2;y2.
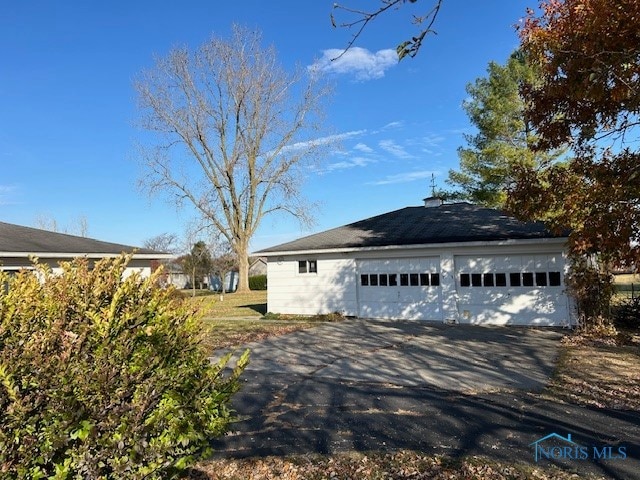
447;50;562;208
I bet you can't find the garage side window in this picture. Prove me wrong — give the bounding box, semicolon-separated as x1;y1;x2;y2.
298;260;317;274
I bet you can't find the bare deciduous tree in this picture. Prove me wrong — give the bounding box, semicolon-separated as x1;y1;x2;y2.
34;214;89;237
136;25;331;292
143;232;179;253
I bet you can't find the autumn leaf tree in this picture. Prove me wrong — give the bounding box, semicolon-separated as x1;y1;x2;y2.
509;0;640;322
136;25;330;292
447;50;563;207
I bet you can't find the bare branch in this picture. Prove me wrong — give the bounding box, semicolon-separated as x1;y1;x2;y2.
332;0;443;60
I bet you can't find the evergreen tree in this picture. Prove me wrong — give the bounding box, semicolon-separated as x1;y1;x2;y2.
447;50;562;208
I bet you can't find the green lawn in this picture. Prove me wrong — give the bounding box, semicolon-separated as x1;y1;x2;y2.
190;290;268;319
189;290;330;351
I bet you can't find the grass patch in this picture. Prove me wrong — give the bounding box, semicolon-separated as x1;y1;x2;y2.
191;290;268;319
190;450;595;479
191;290;342;351
200;319;318;351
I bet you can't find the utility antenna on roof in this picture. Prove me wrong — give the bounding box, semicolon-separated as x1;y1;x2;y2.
430;173;436;197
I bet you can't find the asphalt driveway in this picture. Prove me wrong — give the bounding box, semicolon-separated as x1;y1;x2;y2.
226;319;564;392
213;320;640;479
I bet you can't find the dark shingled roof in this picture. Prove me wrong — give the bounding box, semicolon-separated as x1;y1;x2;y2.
257;203;566;253
0;221;163;256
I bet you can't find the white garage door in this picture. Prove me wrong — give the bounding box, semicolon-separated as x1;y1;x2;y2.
454;254;570;326
356;258;441;320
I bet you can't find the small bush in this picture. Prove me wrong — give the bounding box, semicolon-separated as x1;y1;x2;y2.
249;275;267;291
614;296;640;330
0;256;249;479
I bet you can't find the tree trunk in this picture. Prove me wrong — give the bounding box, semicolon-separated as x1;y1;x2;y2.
192;266;196;297
236;243;250;293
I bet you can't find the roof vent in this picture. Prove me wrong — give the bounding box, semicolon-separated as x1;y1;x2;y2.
423;196;443;208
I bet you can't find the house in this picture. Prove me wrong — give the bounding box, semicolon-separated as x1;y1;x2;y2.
249;256;267;276
255;199;574;326
0;221;172;277
209;271;239;293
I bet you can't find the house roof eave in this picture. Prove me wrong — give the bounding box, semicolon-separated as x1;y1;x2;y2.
255;237;569;257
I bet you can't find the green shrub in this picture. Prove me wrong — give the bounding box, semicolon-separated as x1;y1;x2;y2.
249;275;267;290
614;296;640;329
0;255;249;479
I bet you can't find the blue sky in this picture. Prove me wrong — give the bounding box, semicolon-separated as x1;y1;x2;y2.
1;1;532;252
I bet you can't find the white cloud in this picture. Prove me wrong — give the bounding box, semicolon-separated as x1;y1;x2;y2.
322;156;375;174
308;47;398;81
406;134;446;155
382;121;403;130
353;143;373;153
369;170;437;186
378;139;413;159
279;129;367;154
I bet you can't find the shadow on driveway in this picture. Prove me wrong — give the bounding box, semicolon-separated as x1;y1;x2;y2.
212;320;640;479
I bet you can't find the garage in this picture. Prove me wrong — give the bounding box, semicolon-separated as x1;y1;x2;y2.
258;199;575;327
454;254;570;326
356;257;441;320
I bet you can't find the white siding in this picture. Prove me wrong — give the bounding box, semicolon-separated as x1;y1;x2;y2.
265;241;574;326
267;255;358;316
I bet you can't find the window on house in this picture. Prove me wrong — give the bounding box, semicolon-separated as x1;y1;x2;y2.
298;260;317;274
460;273;470;287
360;274;369;286
495;273;507;287
430;273;440;286
510;273;521;287
535;272;548;286
379;274;388;286
549;271;562;286
389;274;398;286
471;273;482;287
370;274;378;286
410;273;419;286
522;272;534;286
400;273;409;286
483;273;494;287
420;273;429;286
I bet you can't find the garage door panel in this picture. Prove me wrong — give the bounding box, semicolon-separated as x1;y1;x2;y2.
456;289;512;304
399;301;441;320
455;254;570;326
357;257;441;321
